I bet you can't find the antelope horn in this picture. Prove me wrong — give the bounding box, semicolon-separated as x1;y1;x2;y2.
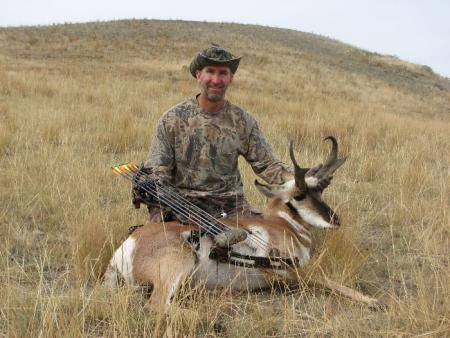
289;140;300;169
323;136;338;166
289;140;308;191
317;136;347;178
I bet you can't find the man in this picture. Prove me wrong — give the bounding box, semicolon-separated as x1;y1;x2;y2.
133;45;326;225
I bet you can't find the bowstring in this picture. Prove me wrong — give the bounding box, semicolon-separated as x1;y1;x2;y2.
134;172;269;251
130;171;269;251
119;171;269;251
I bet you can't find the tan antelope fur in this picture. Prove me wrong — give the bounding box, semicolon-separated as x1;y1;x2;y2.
104;137;384;308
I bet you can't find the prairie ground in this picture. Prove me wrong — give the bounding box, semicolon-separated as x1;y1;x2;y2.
0;20;449;337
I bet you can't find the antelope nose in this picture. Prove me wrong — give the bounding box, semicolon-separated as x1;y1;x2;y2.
331;213;340;226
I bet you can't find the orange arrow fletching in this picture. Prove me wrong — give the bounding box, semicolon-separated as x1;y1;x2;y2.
111;162;138;176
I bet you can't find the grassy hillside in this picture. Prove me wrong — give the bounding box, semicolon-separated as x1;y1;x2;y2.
1;19;449;336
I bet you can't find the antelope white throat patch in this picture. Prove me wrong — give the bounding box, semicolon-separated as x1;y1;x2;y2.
295;205;333;228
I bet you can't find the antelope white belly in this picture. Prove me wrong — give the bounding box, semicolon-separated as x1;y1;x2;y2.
191;235;270;290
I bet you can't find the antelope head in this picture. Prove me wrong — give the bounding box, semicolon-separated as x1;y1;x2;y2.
255;136;346;229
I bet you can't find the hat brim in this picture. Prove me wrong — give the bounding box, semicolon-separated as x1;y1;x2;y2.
190;54;241;78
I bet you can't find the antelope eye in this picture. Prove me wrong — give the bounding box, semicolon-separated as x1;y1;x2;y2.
293;193;306;201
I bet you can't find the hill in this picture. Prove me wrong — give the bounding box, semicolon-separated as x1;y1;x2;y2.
0;20;448;336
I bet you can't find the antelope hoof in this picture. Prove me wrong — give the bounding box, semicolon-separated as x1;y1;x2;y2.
214;229;248;248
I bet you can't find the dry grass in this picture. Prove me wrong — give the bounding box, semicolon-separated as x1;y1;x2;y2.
1;19;449;337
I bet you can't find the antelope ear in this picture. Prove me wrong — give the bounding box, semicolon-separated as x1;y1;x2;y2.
254;180;277;198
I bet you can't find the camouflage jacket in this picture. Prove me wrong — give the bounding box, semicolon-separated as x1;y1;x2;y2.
144;96;293;215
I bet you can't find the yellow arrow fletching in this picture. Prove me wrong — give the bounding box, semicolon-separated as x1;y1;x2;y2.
111;162;138;176
112;167;122;175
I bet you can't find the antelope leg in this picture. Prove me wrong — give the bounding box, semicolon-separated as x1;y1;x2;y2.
145;253;195;309
314;275;386;309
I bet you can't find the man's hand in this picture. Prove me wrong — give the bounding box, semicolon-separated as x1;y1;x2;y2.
132;181;161;209
317;176;333;191
305;164;322;177
132;185;143;209
132;165;157;209
305;164;333;191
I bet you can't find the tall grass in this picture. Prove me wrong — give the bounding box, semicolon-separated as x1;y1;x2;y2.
1;20;449;336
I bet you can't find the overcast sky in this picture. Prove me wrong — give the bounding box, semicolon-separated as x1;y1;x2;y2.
2;0;450;78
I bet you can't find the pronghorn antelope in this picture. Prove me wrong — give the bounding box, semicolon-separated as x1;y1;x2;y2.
104;137;384;308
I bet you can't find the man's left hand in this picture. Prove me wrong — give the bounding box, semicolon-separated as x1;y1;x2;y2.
305;164;333;191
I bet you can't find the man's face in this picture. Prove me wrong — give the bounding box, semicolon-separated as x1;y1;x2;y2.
196;65;233;102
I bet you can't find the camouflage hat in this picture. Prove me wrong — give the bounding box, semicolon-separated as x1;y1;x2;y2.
190;45;241;78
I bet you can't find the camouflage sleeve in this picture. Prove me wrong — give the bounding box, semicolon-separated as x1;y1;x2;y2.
244;119;294;184
143;114;175;184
